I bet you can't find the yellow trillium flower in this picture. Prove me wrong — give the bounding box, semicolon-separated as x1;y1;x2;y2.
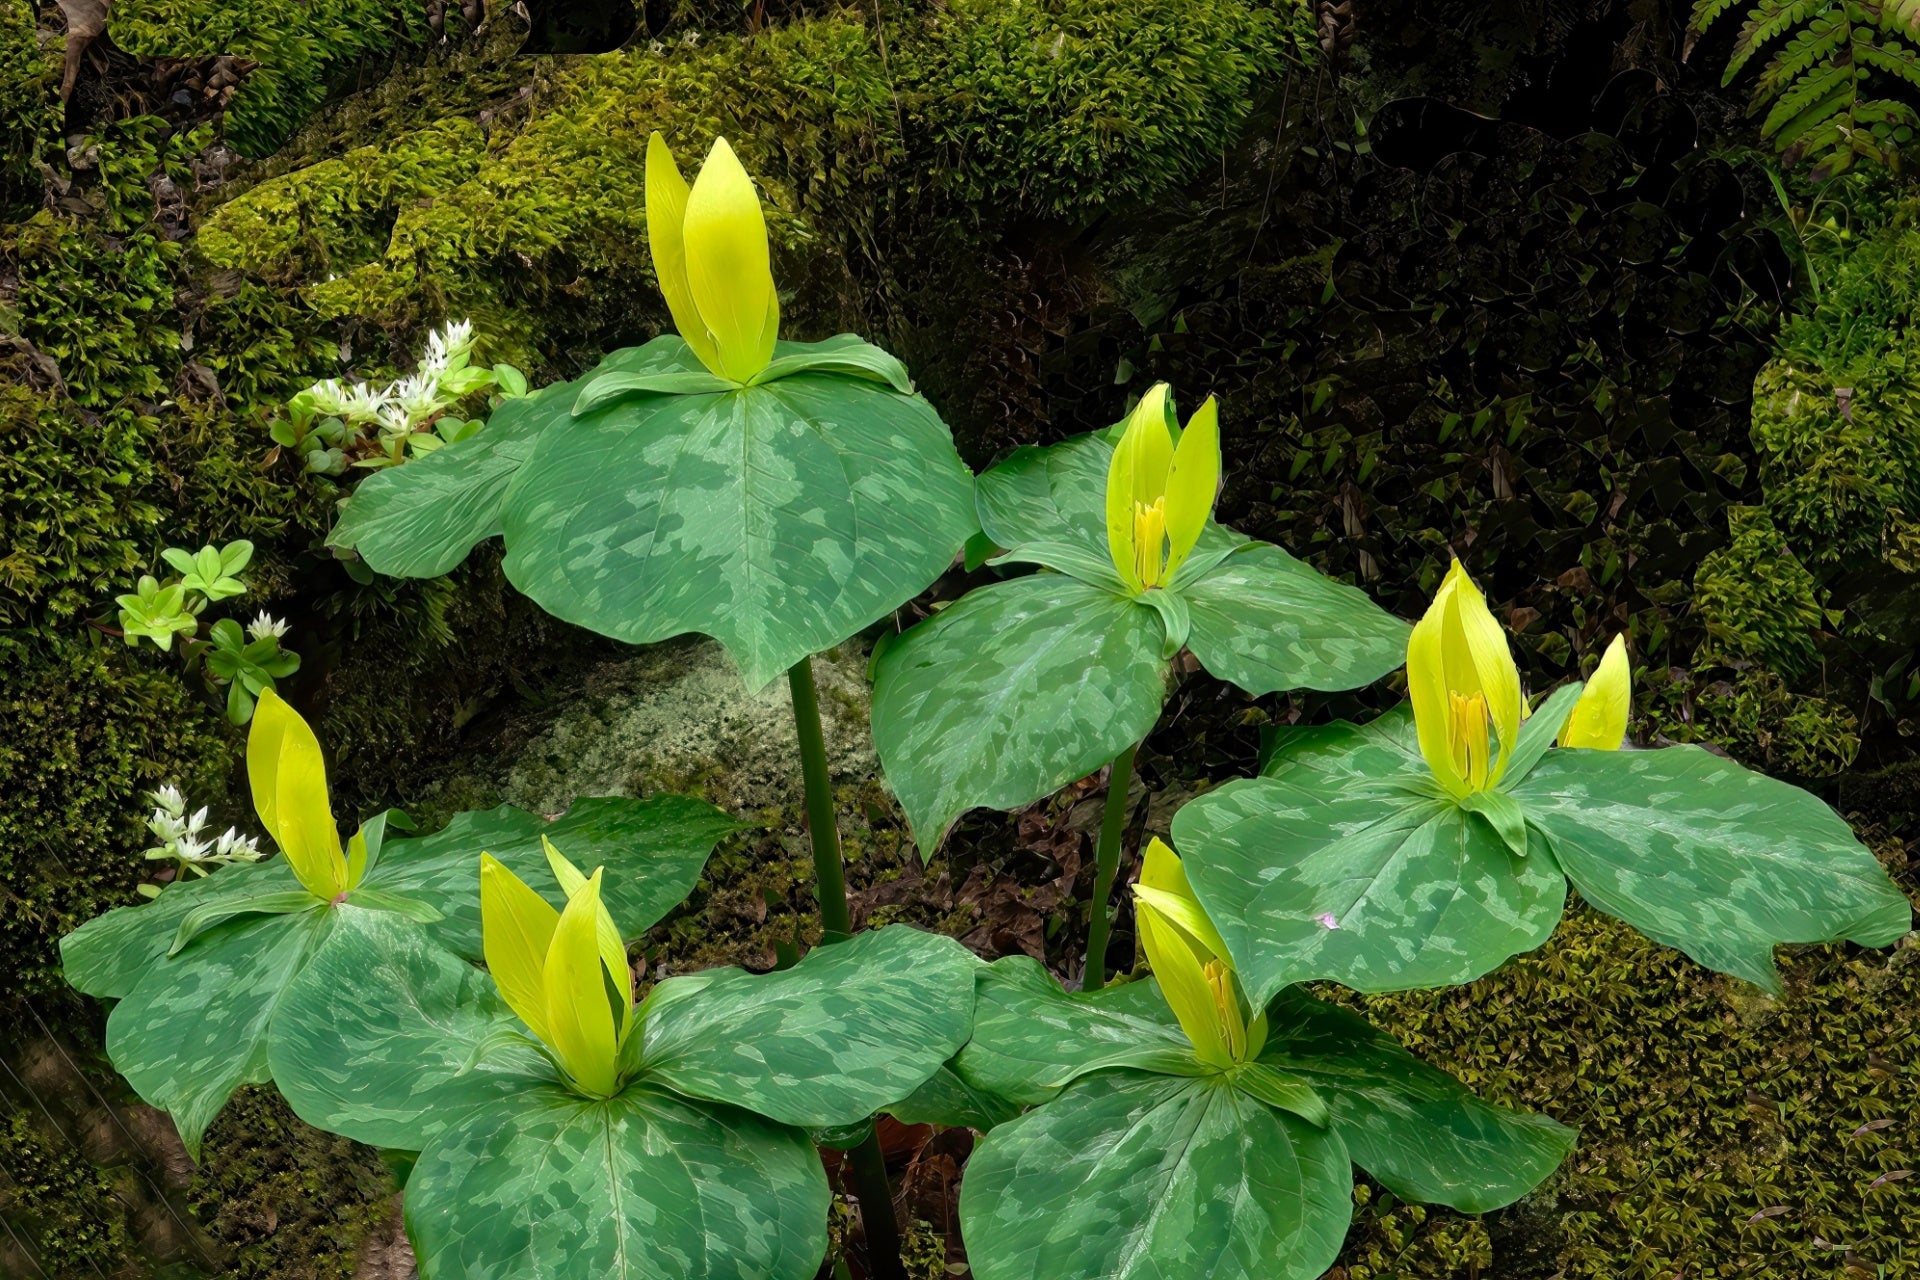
479;838;634;1098
646;132;779;383
248;688;361;901
1559;633;1632;750
1132;838;1265;1068
1105;383;1220;593
1408;560;1525;798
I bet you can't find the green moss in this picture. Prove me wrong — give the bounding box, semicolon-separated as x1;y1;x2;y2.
0;0;59;207
1640;667;1862;779
1693;507;1827;678
109;0;428;157
1748;358;1920;570
0;1111;138;1273
0;639;232;998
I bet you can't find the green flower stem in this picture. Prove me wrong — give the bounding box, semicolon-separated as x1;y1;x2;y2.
788;656;853;945
849;1128;907;1280
1082;741;1141;992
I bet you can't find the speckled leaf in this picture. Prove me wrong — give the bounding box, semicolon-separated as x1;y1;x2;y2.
955;955;1189;1105
974;427;1241;568
361;796;737;962
61;856;304;999
499;365;975;690
1513;746;1914;992
638;926;978;1127
887;1066;1021;1131
104;907;332;1157
870;573;1171;853
329;342;680;578
1171;777;1566;1003
960;1071;1352;1280
1258;705;1424;781
270;907;552;1152
406;1084;827;1280
1182;543;1409;697
1257;987;1574;1212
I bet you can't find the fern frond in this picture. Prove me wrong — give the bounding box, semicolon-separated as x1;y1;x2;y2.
1730;0;1832;80
1878;0;1920;36
1782;116;1850;169
1755;14;1850;95
1854;34;1920;87
1761;62;1858;138
1691;0;1748;33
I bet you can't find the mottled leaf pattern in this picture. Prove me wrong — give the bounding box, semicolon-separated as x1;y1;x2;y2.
104;909;332;1156
362;796;736;961
1182;543;1409;697
960;1071;1352;1280
270;907;552;1152
887;1066;1021;1131
1172;777;1566;1003
1258;987;1574;1212
329;342;682;578
638;926;978;1127
406;1084;828;1280
499;366;975;690
870;574;1171;852
955;956;1188;1105
1514;747;1914;992
61;856;304;999
1258;705;1423;781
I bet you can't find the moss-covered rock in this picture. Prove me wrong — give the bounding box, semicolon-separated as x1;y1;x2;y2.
1693;507;1827;677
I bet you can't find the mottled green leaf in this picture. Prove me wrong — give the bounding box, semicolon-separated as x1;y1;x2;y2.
960;1071;1353;1280
1181;543;1409;697
1501;679;1584;786
1514;746;1914;992
104;909;333;1157
1257;987;1574;1212
955;956;1190;1105
1171;776;1566;1002
887;1065;1021;1131
871;574;1170;853
638;926;978;1127
1258;705;1424;782
61;856;304;999
406;1084;827;1280
746;334;915;393
328;361;588;578
270;907;552;1152
361;796;737;961
499;365;975;690
170;889;319;955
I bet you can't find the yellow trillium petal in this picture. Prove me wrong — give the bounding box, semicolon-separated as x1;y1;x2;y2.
1136;900;1234;1068
1407;577;1468;797
1443;565;1523;783
1162;396;1219;580
682;137;777;382
542;837;633;1040
247;689;347;899
1134;838;1231;964
542;868;622;1097
1560;633;1632;749
480;853;561;1046
645;133;723;376
1106;384;1175;591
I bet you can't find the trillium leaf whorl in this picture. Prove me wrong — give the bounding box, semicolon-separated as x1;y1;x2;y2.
1172;564;1912;997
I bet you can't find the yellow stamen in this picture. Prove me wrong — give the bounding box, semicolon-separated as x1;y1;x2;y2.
1203;959;1246;1062
1133;497;1168;588
1449;690;1493;791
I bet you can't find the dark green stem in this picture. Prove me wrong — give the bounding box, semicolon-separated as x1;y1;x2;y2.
1081;741;1140;992
788;656;853;944
848;1130;906;1280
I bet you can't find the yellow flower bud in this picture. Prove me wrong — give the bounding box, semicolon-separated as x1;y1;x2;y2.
646;133;779;382
1408;561;1524;797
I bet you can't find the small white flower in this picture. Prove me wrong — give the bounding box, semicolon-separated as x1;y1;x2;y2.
341;382;392;425
419;319;474;376
301;379;353;417
175;831;213;863
214;828;264;863
147;810;185;842
151;785;186;817
183;806;210;839
248;612;289;642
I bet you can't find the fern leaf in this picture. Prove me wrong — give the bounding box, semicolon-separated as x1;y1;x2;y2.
1730;0;1833;80
1782;116;1849;169
1854;34;1920;88
1755;14;1849;95
1691;0;1748;33
1761;62;1857;137
1878;0;1920;36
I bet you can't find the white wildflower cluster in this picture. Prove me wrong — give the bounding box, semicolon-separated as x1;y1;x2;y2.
143;786;264;877
295;319;485;446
